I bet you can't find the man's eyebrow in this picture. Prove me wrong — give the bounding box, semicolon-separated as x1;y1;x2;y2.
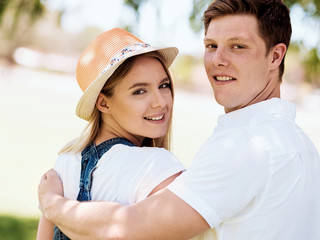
203;37;215;42
228;36;250;41
204;36;251;42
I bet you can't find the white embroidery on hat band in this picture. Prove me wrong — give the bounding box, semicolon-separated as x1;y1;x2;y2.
100;43;150;76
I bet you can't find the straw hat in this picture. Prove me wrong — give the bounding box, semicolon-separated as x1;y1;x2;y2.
75;28;179;121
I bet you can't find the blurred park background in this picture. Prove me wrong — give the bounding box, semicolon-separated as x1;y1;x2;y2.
0;0;320;238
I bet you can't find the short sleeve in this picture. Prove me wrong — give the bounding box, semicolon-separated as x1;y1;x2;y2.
167;128;269;228
129;147;186;203
53;153;81;200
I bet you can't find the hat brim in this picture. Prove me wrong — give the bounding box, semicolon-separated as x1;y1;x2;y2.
76;46;179;121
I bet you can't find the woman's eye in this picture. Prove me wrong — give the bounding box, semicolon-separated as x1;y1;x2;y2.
133;89;145;95
159;83;170;89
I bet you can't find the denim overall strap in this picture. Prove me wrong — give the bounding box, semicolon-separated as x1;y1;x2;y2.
53;137;135;240
77;137;135;201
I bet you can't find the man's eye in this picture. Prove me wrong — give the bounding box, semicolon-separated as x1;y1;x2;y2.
206;44;217;49
232;45;245;49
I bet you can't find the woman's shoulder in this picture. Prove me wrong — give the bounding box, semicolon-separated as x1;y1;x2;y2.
102;144;181;166
110;144;173;156
57;151;81;161
54;151;81;170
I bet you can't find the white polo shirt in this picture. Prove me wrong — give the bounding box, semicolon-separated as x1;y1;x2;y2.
168;98;320;240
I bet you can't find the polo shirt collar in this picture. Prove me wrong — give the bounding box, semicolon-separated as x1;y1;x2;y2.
217;98;296;128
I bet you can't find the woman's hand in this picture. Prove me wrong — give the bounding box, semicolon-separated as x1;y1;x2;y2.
38;169;63;219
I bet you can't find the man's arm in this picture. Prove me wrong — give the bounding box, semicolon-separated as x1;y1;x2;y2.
38;169;210;240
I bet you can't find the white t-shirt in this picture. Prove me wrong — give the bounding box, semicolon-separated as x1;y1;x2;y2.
55;144;185;204
168;98;320;240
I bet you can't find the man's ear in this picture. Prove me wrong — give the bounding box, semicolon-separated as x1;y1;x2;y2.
270;43;287;70
96;93;110;113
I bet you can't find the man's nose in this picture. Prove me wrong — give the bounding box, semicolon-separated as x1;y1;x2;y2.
211;47;229;67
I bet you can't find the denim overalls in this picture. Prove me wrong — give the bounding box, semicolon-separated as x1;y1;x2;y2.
53;137;134;240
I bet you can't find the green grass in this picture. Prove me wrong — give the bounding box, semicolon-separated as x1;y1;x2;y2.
0;215;39;240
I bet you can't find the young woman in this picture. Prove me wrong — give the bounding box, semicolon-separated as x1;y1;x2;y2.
36;28;185;239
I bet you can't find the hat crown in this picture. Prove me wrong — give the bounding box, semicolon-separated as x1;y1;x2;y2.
76;28;144;92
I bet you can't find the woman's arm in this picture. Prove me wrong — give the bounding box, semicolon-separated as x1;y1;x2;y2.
36;215;54;240
39;169;209;240
148;171;182;196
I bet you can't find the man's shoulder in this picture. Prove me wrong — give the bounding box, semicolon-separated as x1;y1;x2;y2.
196;127;269;167
208;125;265;148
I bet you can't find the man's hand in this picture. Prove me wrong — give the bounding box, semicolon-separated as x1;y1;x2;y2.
38;169;63;219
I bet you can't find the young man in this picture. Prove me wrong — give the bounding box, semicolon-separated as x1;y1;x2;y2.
38;0;320;239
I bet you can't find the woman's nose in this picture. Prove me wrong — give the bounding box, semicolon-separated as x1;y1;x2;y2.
151;91;167;109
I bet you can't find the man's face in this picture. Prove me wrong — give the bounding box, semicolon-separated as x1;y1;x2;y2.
204;14;274;112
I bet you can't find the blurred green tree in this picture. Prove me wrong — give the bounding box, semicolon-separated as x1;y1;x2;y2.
124;0;148;17
304;47;320;87
0;0;46;62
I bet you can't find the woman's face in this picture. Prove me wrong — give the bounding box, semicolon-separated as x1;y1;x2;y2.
104;56;173;146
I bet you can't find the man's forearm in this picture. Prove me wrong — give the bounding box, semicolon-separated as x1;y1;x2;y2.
45;195;128;240
39;168;209;240
43;190;209;240
38;169;131;240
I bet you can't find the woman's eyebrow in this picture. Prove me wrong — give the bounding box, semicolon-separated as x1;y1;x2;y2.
160;77;170;83
129;77;170;90
128;82;149;90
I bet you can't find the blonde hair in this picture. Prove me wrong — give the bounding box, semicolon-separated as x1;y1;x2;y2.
60;51;174;154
